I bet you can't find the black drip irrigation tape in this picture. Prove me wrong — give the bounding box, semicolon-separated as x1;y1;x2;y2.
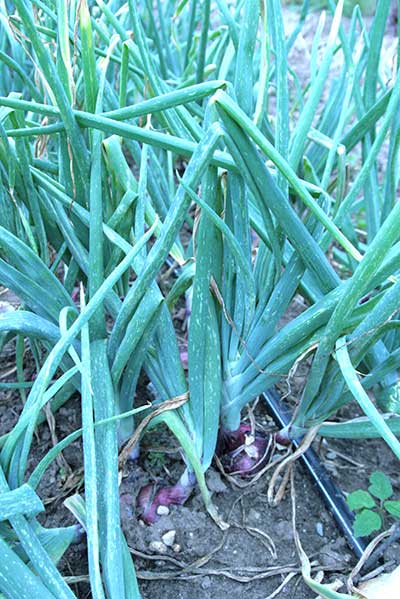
262;388;368;561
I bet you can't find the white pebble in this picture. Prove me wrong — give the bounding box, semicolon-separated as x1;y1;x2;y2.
172;544;181;553
149;541;167;554
157;505;170;516
161;530;176;547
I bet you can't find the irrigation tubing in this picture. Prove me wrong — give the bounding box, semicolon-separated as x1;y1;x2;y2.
262;388;368;561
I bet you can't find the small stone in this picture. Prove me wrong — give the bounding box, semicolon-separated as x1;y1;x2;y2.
316;522;324;537
172;544;181;553
149;541;167;554
157;505;170;516
162;530;176;547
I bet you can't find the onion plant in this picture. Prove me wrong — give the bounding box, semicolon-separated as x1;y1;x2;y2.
0;0;399;597
135;0;400;516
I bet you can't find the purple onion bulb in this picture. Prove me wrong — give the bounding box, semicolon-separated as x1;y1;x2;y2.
136;471;196;524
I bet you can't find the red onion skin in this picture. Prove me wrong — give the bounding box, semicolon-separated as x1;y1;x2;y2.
180;350;188;370
274;429;291;446
218;424;273;476
217;423;252;453
136;477;195;524
137;424;286;524
136;484;159;524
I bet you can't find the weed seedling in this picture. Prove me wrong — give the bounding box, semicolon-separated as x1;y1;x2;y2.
346;471;400;537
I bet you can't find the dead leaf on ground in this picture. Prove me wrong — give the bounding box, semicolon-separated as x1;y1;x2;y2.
355;565;400;599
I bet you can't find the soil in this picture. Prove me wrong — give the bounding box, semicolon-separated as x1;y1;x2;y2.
1;5;400;599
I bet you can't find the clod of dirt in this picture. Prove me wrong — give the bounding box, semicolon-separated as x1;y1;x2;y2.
319;541;352;568
206;470;227;494
384;541;400;564
274;519;294;541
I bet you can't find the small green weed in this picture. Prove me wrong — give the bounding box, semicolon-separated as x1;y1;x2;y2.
146;451;168;471
346;471;400;537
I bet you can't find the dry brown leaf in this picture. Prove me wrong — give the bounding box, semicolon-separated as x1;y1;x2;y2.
355;565;400;598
